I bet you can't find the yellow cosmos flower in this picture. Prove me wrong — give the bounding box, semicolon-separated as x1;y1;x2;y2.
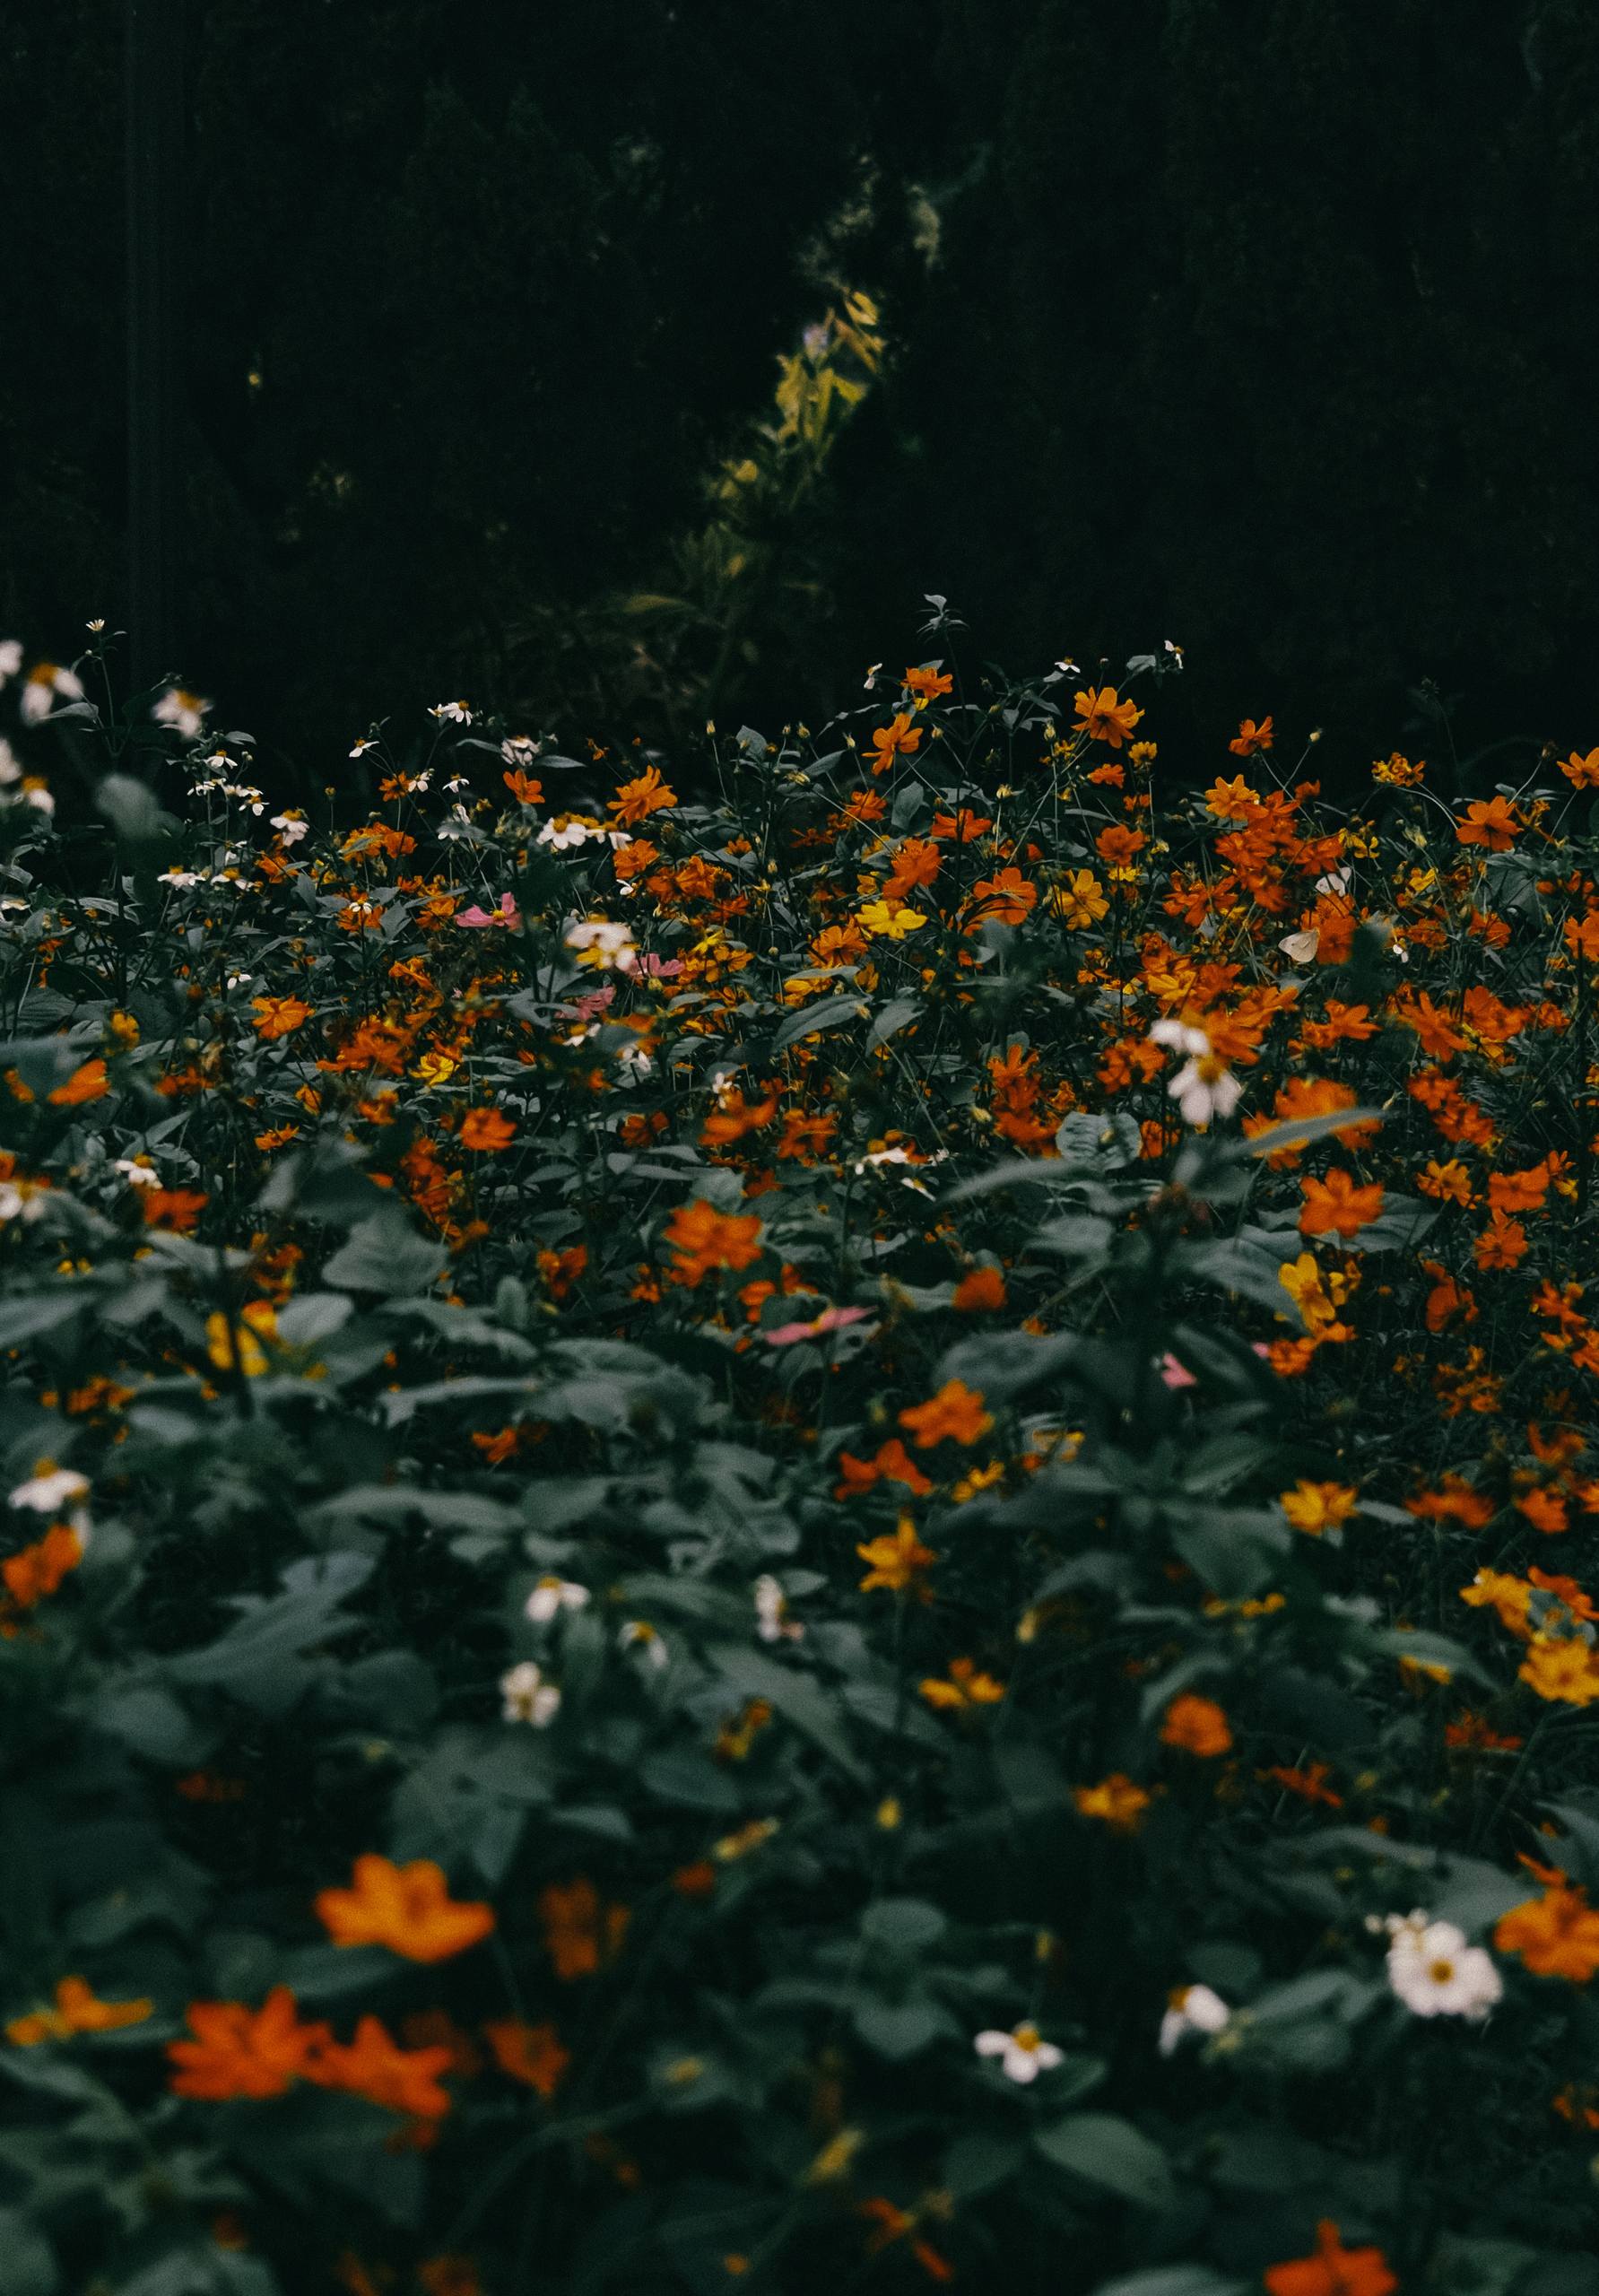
856;900;929;940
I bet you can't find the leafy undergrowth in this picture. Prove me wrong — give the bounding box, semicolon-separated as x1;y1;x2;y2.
4;624;1599;2295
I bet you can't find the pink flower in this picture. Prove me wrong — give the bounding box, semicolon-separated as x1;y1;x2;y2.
1159;1352;1197;1389
640;953;683;978
456;894;521;929
762;1305;874;1347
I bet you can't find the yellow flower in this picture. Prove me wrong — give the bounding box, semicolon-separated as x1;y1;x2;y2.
1520;1636;1599;1707
1279;1480;1358;1536
413;1051;458;1086
205;1303;277;1378
920;1657;1005;1711
1073;1774;1151;1832
856;1515;937;1595
1048;870;1109;929
856;900;929;940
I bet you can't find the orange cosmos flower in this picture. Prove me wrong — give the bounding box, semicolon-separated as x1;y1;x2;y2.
6;1975;152;2047
458;1106;516;1152
903;664;953;700
833;1437;934;1500
866;712;924;775
1416;1158;1473;1205
856;1515;938;1595
1280;1480;1359;1536
1259;1761;1343;1807
3;1522;83;1608
1299;1169;1385;1239
882;836;941;902
899;1378;994;1448
1496;1880;1599;1980
1519;1636;1599;1705
966;865;1037;927
1263;2221;1396;2296
1227;716;1274;756
536;1878;630;1980
1559;747;1599;788
1073;1774;1151;1832
503;768;544;805
1073;686;1144;749
251;995;313;1039
1456;795;1521;849
919;1657;1005;1710
48;1057;109;1107
1095;822;1148;877
663;1198;764;1285
143;1187;209;1232
609;764;678;826
315;1856;495;1962
168;1987;332;2099
1474;1213;1529;1271
1204;774;1262;818
311;2015;455;2118
929;806;992;842
1160;1693;1232;1756
483;2018;571;2098
952;1265;1007;1311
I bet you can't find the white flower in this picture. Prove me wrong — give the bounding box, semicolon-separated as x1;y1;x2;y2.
443;774;470;795
152;687;209;738
500;1659;561;1726
226;972;253;991
1055;657;1082;675
19;662;83;724
974;2022;1064;2084
565;918;639;973
0;1180;49;1223
501;736;541;768
537;813;604;851
430;700;473;725
526;1575;590;1625
619;1619;669;1669
863;661;883;690
1384;1912;1502;2021
9;1464;90;1515
113;1158;161;1189
0;639;22;684
270;812;309;845
158;867;199;890
1149;1017;1210;1057
754;1574;803;1644
221;784;265;814
22;785;55;817
0;740;20;786
350;736;378;758
615;1039;654;1077
1159;1983;1231;2056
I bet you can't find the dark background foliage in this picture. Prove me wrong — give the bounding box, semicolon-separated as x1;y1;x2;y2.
6;0;1599;772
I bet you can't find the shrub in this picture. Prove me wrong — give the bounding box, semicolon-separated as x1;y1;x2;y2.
3;622;1599;2292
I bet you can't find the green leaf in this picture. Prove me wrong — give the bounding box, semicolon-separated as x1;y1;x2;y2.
322;1206;447;1296
769;996;870;1053
704;1644;865;1781
1093;2273;1248;2296
1034;2112;1176;2211
0;2208;56;2296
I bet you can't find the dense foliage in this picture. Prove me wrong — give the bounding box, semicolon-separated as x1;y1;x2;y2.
11;0;1599;761
5;620;1599;2294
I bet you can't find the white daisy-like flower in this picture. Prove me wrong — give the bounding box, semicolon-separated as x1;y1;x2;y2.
22;784;55;817
537;813;604;852
157;867;199;889
565;918;639;973
270;812;309;845
19;662;83;724
500;1659;561;1726
0;1179;50;1223
501;736;541;768
113;1158;161;1189
350;736;378;758
1149;1017;1210;1057
152;687;209;739
1158;1982;1231;2056
9;1463;90;1515
430;700;473;725
1384;1912;1501;2021
754;1574;803;1644
525;1575;590;1625
0;739;20;786
974;2022;1064;2084
619;1619;669;1670
0;639;22;684
1152;1022;1242;1129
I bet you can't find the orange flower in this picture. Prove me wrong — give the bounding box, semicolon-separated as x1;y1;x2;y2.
537;1878;630;1980
3;1522;83;1608
833;1437;934;1500
251;995;313;1039
1263;2220;1396;2296
1160;1693;1232;1756
952;1266;1007;1312
898;1378;994;1449
1416;1158;1473;1205
966;865;1037;927
903;665;953;700
483;2017;570;2098
1228;716;1274;756
48;1057;109;1107
1559;747;1599;788
1073;686;1144;749
168;1987;331;2099
1259;1761;1343;1807
1299;1170;1384;1239
311;2015;455;2118
929;806;992;842
1095;822;1148;877
1487;1161;1551;1213
1073;1774;1151;1832
919;1657;1005;1710
315;1856;495;1962
882;836;941;903
1280;1481;1358;1536
1518;1636;1599;1705
459;1106;516;1152
503;768;544;806
143;1187;209;1232
1456;795;1521;849
663;1198;764;1286
866;712;924;775
1205;774;1262;818
609;764;678;826
1473;1213;1528;1272
1496;1881;1599;1981
856;1515;938;1595
6;1975;153;2047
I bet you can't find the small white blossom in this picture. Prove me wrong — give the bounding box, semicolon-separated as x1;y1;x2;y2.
501;736;542;768
565;918;639;973
430;700;473;725
0;639;22;684
1159;1983;1231;2056
152;687;210;739
0;1179;49;1223
537;813;604;852
754;1574;803;1644
0;740;20;786
1384;1912;1502;2021
158;867;199;890
22;784;55;817
525;1576;590;1625
619;1619;669;1669
113;1158;161;1189
974;2022;1064;2083
19;662;83;724
500;1659;561;1726
1149;1017;1210;1057
9;1464;90;1515
350;736;378;758
270;811;309;845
